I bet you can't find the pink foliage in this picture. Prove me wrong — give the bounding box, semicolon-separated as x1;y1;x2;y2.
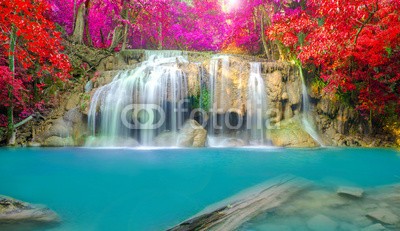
48;0;231;51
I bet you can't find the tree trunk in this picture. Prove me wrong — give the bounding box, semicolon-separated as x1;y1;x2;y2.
84;0;92;46
71;4;85;44
109;1;128;51
108;25;123;51
121;24;129;51
260;15;271;60
7;26;16;146
259;7;272;60
73;0;78;29
158;11;163;50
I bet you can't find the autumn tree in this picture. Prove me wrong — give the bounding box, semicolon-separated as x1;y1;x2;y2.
268;0;400;132
0;0;71;144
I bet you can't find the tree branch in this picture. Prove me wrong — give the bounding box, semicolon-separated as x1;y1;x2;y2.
354;3;379;45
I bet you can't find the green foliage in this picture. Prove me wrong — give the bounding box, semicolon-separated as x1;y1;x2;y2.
80;102;87;111
43;77;65;96
82;93;91;101
297;32;306;46
317;17;325;26
335;90;354;107
385;47;393;58
80;93;91;111
191;89;210;110
312;76;326;89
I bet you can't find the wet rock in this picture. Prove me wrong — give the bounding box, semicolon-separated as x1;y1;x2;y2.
317;98;339;115
362;224;387;231
153;132;179;147
39;118;72;140
267;116;318;147
85;136;139;147
65;93;81;111
286;75;301;106
63;108;83;124
220;138;246;147
266;71;284;102
177;120;207;147
337;186;364;198
0;195;59;223
307;214;338;231
85;80;93;93
63;108;87;145
265;70;285;124
27;142;41;147
43;136;74;147
283;103;294;120
366;209;400;225
282;92;289;101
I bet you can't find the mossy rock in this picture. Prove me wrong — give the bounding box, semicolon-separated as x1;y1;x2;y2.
267;117;318;147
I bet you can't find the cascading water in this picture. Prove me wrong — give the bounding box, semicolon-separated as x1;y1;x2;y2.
207;55;231;146
247;62;268;145
86;50;322;148
87;53;189;147
144;50;188;60
298;66;324;146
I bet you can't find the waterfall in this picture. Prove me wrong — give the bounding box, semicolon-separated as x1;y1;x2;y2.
247;62;268;145
87;54;189;147
144;50;188;60
298;65;324;146
85;50;324;148
207;55;231;146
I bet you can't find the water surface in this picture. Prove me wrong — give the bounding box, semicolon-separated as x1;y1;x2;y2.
0;148;399;230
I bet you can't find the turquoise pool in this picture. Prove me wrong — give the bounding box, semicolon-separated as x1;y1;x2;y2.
0;148;399;230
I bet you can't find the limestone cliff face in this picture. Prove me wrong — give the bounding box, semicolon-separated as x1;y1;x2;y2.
310;94;393;147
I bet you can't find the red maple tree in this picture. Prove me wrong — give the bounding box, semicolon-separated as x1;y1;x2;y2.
268;0;400;131
0;0;71;142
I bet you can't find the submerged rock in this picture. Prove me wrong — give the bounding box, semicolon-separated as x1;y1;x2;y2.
307;214;338;231
169;175;311;231
0;195;59;223
366;209;400;225
362;224;387;231
337;186;364;198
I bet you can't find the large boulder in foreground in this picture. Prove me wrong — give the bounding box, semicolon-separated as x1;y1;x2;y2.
0;195;59;224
